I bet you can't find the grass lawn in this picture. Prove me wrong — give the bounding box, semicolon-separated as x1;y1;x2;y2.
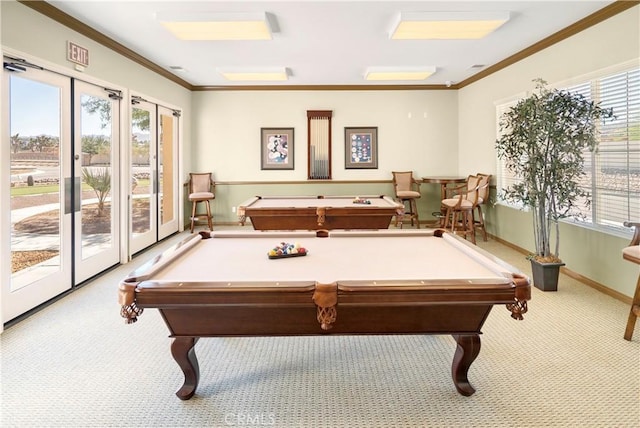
11;179;150;196
11;184;59;196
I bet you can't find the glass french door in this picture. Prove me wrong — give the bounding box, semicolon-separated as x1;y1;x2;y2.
2;65;72;321
157;105;179;240
2;61;126;322
129;98;179;255
129;99;157;254
73;80;121;284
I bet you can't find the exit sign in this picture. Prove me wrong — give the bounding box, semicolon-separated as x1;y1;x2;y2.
67;41;89;67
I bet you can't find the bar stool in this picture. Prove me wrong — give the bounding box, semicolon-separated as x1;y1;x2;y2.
441;175;482;244
188;172;215;233
392;171;421;228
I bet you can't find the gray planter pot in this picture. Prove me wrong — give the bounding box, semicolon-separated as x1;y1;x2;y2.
530;259;565;292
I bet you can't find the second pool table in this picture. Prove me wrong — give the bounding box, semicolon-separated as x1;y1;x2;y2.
237;195;403;230
119;229;530;400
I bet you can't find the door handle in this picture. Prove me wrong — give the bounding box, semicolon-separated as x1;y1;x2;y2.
75;177;81;212
65;177;81;214
64;177;72;214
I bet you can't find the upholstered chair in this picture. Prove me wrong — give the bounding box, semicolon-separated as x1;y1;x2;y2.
188;172;215;233
392;171;421;228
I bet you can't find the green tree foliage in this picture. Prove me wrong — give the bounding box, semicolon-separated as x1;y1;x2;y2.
82;167;111;217
11;133;22;154
131;107;150;131
496;79;614;260
82;97;149;131
81;97;112;129
82;135;110;160
28;135;57;152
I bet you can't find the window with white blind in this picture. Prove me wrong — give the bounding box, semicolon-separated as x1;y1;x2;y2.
496;65;640;235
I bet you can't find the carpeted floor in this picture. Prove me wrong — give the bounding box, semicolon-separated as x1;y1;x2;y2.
1;230;639;427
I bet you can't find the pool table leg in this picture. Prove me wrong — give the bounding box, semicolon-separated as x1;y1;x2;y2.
171;337;200;400
451;334;481;396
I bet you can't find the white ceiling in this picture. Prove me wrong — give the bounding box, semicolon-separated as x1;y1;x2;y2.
48;0;614;88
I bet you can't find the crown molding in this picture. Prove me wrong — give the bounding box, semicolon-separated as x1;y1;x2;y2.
191;84;457;91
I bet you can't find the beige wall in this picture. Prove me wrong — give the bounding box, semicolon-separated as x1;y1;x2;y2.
458;5;640;297
191;90;458;181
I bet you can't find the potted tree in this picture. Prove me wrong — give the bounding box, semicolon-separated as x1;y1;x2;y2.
495;79;613;291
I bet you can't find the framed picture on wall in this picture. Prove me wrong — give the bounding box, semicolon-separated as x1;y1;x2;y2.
345;127;378;169
261;128;294;170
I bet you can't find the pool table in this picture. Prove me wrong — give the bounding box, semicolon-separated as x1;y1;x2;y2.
237;195;403;230
119;229;530;400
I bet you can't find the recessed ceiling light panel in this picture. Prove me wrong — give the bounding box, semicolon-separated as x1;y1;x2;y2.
390;11;510;40
364;66;436;81
156;11;272;40
217;67;289;81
